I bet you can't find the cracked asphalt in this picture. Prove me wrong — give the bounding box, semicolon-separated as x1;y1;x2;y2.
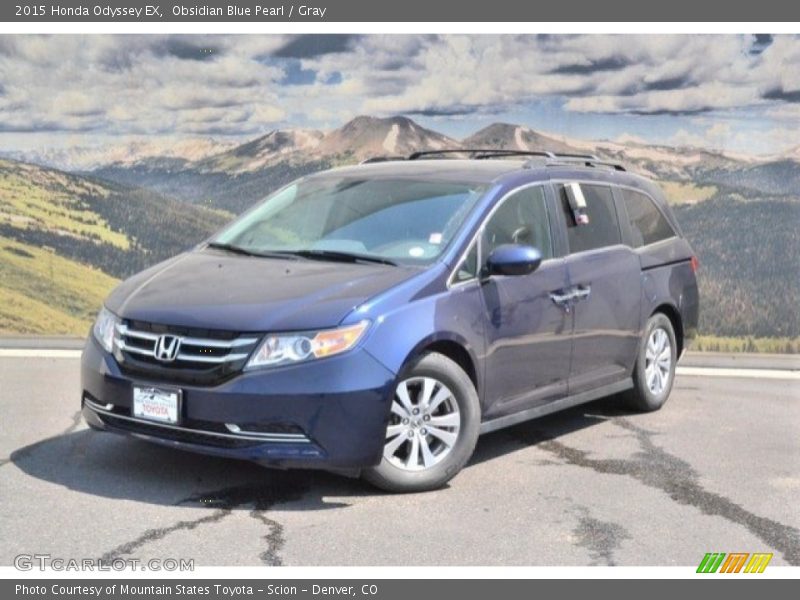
1;356;798;567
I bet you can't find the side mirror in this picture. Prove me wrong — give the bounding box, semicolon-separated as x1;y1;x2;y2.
485;244;542;278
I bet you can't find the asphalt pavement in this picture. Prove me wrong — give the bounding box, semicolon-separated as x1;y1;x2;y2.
0;354;798;567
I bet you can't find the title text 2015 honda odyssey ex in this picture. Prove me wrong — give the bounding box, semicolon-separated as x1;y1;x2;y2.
82;150;699;492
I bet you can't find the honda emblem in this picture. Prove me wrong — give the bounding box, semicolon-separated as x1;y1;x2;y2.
154;335;181;362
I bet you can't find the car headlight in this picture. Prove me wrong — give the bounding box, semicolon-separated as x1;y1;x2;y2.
93;307;120;353
245;320;370;370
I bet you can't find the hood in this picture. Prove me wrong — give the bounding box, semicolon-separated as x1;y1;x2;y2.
105;248;420;332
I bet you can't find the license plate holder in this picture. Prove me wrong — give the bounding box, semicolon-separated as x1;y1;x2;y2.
132;385;181;425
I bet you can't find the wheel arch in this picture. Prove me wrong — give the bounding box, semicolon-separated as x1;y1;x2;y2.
651;303;684;357
402;334;481;400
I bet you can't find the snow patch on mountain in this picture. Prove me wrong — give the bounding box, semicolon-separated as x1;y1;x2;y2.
514;127;529;151
382;124;400;153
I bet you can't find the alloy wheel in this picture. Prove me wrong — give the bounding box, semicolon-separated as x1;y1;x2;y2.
645;327;672;396
384;376;461;471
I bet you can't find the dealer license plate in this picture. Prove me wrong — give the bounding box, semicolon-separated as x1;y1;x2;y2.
132;386;181;424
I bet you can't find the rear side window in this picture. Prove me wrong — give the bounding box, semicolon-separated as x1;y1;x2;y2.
620;189;676;247
559;184;620;253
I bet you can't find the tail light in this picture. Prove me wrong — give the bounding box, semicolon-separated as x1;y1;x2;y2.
690;256;699;273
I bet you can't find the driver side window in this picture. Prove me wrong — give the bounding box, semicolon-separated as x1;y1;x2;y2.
482;185;552;262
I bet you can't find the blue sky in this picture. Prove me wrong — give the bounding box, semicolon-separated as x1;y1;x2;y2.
0;34;798;156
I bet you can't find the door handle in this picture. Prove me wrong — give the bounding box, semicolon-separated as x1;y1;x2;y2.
550;285;590;310
573;285;591;301
549;290;572;304
549;290;573;311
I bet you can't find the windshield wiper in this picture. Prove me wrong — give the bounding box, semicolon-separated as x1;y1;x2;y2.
280;249;398;267
207;242;257;256
208;243;397;265
206;242;296;259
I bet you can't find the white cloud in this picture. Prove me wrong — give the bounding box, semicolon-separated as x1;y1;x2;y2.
0;35;290;136
0;33;799;143
765;103;800;121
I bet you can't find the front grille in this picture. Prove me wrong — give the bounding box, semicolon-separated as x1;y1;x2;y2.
113;320;260;385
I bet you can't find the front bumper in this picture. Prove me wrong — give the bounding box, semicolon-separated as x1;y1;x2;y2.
81;337;396;469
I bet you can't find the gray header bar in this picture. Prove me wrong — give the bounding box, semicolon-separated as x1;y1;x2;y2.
2;0;799;22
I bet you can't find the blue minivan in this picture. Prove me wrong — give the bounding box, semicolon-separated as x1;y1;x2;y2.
82;150;699;492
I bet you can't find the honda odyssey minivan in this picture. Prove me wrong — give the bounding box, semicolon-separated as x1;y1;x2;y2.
81;150;699;492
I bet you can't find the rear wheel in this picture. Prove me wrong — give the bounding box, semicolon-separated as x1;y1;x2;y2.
623;313;677;412
363;353;480;493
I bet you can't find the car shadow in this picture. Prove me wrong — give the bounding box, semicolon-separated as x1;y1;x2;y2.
10;395;628;507
9;427;366;511
467;394;630;467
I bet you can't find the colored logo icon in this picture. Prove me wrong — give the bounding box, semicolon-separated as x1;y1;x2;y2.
697;553;773;573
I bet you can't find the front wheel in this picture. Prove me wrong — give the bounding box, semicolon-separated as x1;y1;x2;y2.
362;353;480;493
623;313;678;412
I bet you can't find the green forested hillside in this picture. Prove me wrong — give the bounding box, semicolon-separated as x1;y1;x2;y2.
0;236;118;334
92;159;330;214
701;161;800;197
0;158;228;333
675;193;800;338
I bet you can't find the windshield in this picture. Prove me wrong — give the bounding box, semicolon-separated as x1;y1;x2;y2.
212;177;487;265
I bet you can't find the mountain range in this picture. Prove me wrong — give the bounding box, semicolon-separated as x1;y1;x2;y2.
0;115;797;340
77;116;799;212
2;137;240;173
10;115;799;178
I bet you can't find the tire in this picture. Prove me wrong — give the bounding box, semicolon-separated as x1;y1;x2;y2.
622;313;678;412
362;352;480;493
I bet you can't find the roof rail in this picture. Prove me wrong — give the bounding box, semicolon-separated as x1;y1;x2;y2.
357;148;626;172
359;155;406;164
407;149;558;160
548;152;600;161
536;156;627;172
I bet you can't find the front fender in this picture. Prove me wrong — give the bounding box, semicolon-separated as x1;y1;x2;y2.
361;283;487;401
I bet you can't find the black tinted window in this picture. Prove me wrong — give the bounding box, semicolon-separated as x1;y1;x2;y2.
621;189;676;247
482;186;552;260
560;184;620;253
